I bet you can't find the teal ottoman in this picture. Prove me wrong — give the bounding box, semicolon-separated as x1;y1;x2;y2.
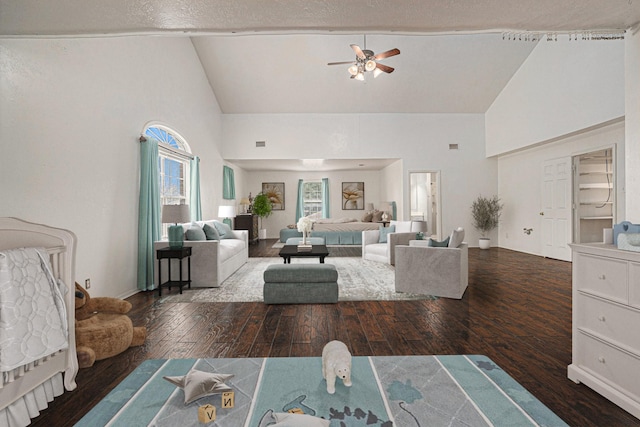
263;264;339;304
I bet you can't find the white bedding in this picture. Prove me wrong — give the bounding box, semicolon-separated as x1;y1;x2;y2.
0;247;68;372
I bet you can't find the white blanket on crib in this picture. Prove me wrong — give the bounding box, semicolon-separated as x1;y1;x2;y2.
0;247;68;372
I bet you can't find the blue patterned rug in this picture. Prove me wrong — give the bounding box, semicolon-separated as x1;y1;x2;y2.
75;355;568;427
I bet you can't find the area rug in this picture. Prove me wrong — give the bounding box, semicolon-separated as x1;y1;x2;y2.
75;355;568;427
161;257;430;303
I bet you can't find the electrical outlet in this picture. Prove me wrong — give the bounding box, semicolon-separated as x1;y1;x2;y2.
85;278;91;289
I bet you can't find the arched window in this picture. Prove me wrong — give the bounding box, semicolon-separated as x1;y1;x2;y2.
144;124;192;207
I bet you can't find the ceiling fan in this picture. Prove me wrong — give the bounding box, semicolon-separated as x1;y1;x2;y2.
328;43;400;81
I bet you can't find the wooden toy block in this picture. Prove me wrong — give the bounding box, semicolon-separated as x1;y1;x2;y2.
288;407;304;414
198;404;216;423
222;391;234;408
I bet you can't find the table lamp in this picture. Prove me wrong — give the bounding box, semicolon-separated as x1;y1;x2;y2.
239;197;251;214
365;203;374;213
162;204;190;248
218;205;235;227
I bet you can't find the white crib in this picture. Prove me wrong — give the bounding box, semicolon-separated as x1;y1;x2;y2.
0;218;78;427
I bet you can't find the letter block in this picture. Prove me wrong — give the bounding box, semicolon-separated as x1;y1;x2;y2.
222;391;234;408
198;404;216;423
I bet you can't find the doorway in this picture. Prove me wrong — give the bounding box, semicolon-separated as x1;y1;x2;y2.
409;171;441;238
573;148;615;243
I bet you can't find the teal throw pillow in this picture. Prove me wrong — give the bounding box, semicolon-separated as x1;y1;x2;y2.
203;223;220;240
214;221;234;239
185;225;206;241
378;225;396;243
428;237;450;247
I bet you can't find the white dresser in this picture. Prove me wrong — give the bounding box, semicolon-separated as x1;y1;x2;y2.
569;243;640;419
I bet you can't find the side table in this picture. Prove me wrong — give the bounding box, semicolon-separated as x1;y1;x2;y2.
156;246;192;296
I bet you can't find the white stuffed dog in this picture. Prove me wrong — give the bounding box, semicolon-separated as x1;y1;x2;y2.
322;340;352;394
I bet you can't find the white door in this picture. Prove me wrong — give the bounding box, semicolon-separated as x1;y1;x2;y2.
541;157;572;261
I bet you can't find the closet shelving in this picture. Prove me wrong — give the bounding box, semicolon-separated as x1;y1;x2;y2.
575;149;614;243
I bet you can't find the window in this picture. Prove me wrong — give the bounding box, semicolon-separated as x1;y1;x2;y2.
144;125;192;236
144;125;192;206
303;181;323;217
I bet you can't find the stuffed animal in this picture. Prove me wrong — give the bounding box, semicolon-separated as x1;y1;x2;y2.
75;283;146;368
322;340;352;394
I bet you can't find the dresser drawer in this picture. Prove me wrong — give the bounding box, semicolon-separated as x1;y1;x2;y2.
576;293;640;354
575;253;628;303
575;332;640;401
629;262;640;310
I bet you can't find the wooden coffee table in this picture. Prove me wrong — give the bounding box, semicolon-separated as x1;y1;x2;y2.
279;244;330;264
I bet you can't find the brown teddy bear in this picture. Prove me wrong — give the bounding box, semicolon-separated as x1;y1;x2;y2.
75;283;146;368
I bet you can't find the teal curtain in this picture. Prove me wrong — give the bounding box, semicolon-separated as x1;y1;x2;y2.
321;178;330;218
190;156;202;221
295;179;304;223
391;201;397;220
223;165;236;200
137;137;161;291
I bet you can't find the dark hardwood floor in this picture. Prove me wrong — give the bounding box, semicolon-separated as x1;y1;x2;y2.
31;240;640;426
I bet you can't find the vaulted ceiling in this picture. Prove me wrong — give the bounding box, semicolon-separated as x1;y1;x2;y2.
1;0;637;115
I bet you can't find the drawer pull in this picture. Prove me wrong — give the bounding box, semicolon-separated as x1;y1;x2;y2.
598;356;606;364
598;274;606;280
598;315;606;322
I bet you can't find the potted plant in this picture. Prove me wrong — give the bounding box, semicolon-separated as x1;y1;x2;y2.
252;192;272;240
471;195;503;249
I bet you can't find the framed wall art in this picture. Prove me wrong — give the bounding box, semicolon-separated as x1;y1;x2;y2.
342;182;364;210
262;182;285;210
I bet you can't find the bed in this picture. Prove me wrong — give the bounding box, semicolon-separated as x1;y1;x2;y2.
279;218;381;245
0;217;78;427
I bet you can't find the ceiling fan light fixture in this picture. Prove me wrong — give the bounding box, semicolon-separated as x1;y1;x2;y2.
348;65;358;76
373;68;383;78
365;59;376;72
355;72;365;81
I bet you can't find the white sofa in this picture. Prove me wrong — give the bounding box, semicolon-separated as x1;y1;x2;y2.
394;228;468;299
361;220;423;265
154;220;248;288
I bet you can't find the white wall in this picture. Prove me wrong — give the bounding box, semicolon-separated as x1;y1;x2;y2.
222;113;495;244
0;36;224;298
380;160;404;219
625;29;640;222
498;121;625;255
486;40;625;157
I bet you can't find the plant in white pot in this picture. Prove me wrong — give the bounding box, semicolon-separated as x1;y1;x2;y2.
471;195;503;249
252;192;272;240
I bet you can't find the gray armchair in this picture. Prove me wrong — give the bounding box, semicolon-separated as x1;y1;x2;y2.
361;220;418;265
394;228;468;299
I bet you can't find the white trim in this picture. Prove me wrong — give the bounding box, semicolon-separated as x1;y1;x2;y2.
243;358;267;427
368;356;395;424
159;141;194;161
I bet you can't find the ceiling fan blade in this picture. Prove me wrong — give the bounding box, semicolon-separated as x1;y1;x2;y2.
375;63;395;74
373;48;400;60
350;44;366;59
327;61;354;66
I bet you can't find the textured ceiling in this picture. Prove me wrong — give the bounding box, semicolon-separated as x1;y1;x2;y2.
0;0;638;36
2;0;636;170
192;33;537;114
1;0;636;115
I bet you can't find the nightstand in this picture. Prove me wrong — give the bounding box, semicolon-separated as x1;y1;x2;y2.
156;246;192;296
235;214;258;243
